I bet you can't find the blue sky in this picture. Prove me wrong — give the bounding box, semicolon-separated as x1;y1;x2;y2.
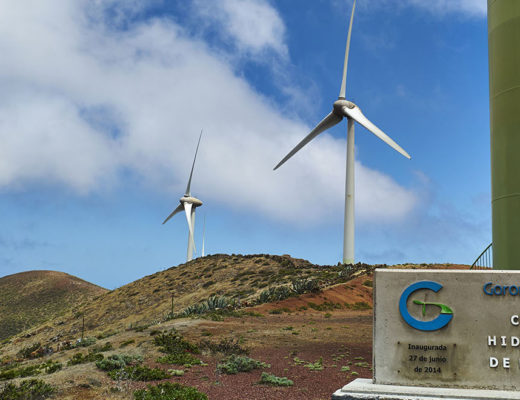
0;0;489;289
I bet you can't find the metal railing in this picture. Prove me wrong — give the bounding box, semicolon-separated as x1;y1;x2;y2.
471;243;493;269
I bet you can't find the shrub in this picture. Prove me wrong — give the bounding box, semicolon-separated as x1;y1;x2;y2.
199;338;248;356
17;343;42;359
0;379;54;399
168;369;185;376
181;296;234;317
259;372;293;387
292;279;321;294
109;365;169;381
157;353;201;366
258;286;292;303
68;352;104;366
96;354;142;372
217;355;269;375
43;360;62;374
120;339;135;348
304;357;323;371
0;364;40;380
154;331;199;354
154;331;201;366
134;382;208;400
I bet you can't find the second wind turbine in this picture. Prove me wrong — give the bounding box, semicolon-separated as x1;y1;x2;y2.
274;0;411;265
163;131;203;262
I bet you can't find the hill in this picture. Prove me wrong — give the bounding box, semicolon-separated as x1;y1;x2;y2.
23;254;380;338
0;270;107;341
0;257;469;399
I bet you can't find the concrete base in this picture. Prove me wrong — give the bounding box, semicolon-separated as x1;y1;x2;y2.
332;379;520;400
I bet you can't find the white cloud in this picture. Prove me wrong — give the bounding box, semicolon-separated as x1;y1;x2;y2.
191;0;288;58
0;1;416;224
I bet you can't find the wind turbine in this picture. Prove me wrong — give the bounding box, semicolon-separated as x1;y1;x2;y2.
273;0;411;265
163;131;203;262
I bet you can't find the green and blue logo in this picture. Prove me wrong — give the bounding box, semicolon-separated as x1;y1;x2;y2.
399;281;453;332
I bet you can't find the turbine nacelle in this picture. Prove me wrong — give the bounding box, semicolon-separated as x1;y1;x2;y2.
333;99;356;116
180;196;203;208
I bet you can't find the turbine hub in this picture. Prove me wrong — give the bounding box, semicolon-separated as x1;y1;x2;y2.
333;99;355;115
181;196;203;207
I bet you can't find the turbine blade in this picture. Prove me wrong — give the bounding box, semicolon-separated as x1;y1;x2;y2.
274;112;342;170
342;106;411;159
185;130;203;196
162;203;184;225
339;0;356;99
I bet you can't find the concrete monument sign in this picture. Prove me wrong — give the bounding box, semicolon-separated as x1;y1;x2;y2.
333;269;520;399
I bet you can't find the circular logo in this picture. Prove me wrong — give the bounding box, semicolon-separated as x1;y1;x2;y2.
399;281;453;332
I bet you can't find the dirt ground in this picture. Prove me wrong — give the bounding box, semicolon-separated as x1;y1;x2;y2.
64;309;373;400
3;276;380;399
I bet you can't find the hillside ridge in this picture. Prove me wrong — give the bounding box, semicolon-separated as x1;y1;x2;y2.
0;270;107;341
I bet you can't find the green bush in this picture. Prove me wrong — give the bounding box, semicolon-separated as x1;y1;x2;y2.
304;357;323;371
217;355;269;375
0;364;40;380
258;286;292;303
154;331;199;354
154;331;201;366
134;382;208;400
259;372;293;386
157;353;201;366
109;365;169;381
68;352;104;366
43;360;62;374
17;343;42;359
96;354;142;371
168;369;185;376
292;279;321;294
0;379;55;399
0;360;62;380
181;296;234;317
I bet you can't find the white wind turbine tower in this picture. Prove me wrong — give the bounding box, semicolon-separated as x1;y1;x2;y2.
201;215;206;258
163;131;203;262
274;0;411;265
